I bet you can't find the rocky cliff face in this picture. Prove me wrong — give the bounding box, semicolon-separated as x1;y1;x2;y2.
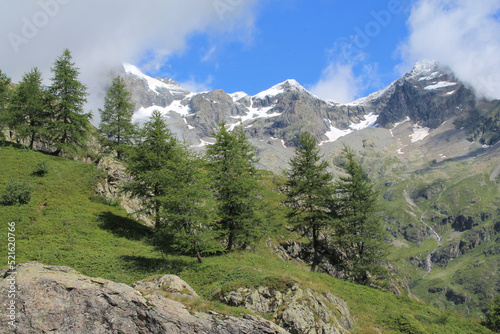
0;262;294;334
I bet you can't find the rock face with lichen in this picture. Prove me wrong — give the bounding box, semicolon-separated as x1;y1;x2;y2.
0;262;290;334
223;284;353;334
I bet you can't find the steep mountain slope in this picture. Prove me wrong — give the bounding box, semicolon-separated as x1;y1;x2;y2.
119;61;500;318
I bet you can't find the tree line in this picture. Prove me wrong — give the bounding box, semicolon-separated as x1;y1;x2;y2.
0;49;90;155
0;51;387;286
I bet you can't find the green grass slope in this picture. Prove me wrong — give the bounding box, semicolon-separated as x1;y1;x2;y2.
0;142;493;333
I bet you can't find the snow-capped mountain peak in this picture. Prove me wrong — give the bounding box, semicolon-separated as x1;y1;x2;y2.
253;79;309;99
407;60;442;81
123;63;189;95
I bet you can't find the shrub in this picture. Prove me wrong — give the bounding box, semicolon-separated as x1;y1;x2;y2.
1;179;34;205
32;160;49;176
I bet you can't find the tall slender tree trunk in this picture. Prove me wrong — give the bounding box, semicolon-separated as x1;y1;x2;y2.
226;221;235;252
311;225;319;272
29;132;35;150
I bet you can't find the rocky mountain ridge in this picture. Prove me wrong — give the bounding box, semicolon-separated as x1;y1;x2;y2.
120;60;499;173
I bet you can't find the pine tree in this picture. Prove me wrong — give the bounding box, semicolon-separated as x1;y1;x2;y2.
48;49;91;155
284;131;335;271
99;75;136;160
206;122;266;252
124;110;180;229
331;145;387;285
7;68;51;149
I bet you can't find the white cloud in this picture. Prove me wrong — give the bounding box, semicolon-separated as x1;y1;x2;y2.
0;0;259;121
180;75;215;93
309;62;362;103
400;0;500;99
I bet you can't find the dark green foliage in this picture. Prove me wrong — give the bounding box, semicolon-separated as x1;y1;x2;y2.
154;148;222;262
0;69;12;128
284;131;334;271
331;145;387;285
483;295;500;332
1;179;34;205
125;111;222;261
99;75;136;160
124;110;180;229
206;122;267;252
32;159;49;177
6;68;51;149
48;49;91;155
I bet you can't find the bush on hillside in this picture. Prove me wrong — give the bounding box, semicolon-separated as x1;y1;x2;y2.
1;179;33;205
32;160;49;177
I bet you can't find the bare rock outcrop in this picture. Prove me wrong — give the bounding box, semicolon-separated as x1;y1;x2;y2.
223;283;353;334
0;262;289;334
95;156;151;224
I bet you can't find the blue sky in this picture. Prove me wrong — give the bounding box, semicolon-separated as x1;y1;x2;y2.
1;0;500;112
143;0;412;101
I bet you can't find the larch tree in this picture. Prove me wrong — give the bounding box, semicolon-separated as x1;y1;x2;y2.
206;122;266;252
155;148;221;263
284;131;335;272
99;75;136;160
331;145;387;285
48;49;91;155
7;67;51;149
124;110;181;229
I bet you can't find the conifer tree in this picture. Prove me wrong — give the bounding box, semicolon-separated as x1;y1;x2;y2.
48;49;91;155
331;145;386;285
124;110;180;229
7;67;51;149
483;295;500;332
206;122;266;252
155;149;221;262
99;75;136;159
284;131;335;271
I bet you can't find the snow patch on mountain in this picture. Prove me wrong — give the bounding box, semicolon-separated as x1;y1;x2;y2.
410;124;431;142
319;120;353;146
424;81;457;90
132;99;192;123
228;101;282;130
350;113;378;130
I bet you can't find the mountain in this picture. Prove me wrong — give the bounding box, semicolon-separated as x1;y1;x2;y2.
119;61;500;319
121;60;499;166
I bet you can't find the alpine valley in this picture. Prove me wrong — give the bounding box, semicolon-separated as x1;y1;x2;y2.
1;58;499;334
120;59;500;318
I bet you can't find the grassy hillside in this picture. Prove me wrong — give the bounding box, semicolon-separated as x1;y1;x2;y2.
0;141;493;333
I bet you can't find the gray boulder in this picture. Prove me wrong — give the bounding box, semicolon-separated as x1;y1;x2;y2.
0;262;289;334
